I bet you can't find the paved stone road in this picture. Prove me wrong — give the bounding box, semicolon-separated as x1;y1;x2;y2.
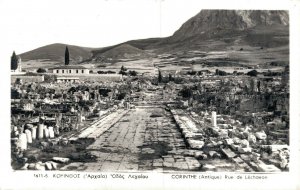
61;107;201;171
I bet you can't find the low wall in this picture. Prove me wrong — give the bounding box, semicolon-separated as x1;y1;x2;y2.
11;75;44;83
75;74;124;82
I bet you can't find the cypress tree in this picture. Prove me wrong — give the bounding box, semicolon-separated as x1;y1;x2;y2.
11;51;19;70
168;73;173;82
158;70;162;83
65;46;70;65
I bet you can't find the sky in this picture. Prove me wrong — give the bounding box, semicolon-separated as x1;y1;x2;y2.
0;0;205;54
0;0;293;55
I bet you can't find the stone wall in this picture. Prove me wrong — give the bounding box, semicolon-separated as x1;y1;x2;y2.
75;74;124;82
11;75;44;83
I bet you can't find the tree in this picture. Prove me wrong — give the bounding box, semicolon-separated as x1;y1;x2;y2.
257;80;261;93
128;70;137;76
215;69;219;75
119;70;127;75
215;69;227;76
158;70;162;83
65;46;70;65
180;87;193;98
121;65;127;72
247;70;258;77
36;68;47;73
250;79;255;93
119;65;128;75
117;92;127;100
168;73;173;82
11;51;19;70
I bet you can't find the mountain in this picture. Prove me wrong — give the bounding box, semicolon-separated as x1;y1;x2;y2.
153;10;289;51
18;10;289;66
19;43;93;63
169;10;288;42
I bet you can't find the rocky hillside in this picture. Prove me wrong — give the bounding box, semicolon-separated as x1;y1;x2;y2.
167;10;288;42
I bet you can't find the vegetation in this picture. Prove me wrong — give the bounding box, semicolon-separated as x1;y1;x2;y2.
36;68;47;73
179;87;193;98
128;70;137;76
119;65;127;75
116;92;126;100
215;69;227;76
187;71;197;75
65;46;70;65
98;88;111;97
168;73;173;82
97;70;116;74
11;51;19;70
44;74;57;83
158;70;162;83
247;69;258;77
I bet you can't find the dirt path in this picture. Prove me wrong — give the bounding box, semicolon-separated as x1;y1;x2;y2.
61;107;201;171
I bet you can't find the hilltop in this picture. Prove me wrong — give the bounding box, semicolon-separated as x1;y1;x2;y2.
19;43;93;64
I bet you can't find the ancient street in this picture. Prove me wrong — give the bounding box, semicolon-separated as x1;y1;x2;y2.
61;107;201;171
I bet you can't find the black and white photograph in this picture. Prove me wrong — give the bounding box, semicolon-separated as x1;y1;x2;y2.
1;0;300;189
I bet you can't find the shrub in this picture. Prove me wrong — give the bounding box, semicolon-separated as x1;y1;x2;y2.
247;70;258;77
128;70;137;76
36;68;47;73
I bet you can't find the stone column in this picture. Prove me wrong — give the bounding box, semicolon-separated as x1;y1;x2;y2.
48;127;55;138
211;111;217;127
31;126;37;140
25;129;32;143
38;124;44;139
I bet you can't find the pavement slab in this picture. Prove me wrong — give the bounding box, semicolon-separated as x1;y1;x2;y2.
62;107;201;171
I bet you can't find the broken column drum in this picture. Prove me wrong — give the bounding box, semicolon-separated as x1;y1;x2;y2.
211;111;217;127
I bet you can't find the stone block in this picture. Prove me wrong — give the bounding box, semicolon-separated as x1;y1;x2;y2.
28;163;36;170
240;139;249;148
45;162;53;170
35;163;46;171
225;138;234;145
208;151;218;158
257;161;281;172
202;164;215;171
52;157;70;163
230;144;240;151
238;147;252;153
221;148;236;158
255;131;267;140
20;163;29;170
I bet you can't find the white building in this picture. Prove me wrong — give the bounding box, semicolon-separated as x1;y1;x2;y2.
51;65;89;75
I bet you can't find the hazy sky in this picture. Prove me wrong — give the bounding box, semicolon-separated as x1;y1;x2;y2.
0;0;205;54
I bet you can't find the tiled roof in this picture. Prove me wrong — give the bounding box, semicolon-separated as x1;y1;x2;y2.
50;65;88;70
